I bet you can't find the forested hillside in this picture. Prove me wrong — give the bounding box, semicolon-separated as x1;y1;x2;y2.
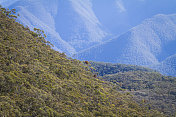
0;7;163;116
90;62;154;76
91;62;176;116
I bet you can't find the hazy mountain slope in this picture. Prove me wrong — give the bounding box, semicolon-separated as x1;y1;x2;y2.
152;54;176;76
2;0;176;56
56;0;108;49
76;14;176;76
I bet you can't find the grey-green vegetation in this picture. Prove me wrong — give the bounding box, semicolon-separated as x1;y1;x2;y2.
91;62;176;116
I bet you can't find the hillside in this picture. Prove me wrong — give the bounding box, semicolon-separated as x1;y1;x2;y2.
90;61;155;76
103;72;176;116
0;7;163;116
76;14;176;76
91;62;176;116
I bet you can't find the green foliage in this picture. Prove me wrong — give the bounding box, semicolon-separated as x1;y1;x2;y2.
97;66;176;116
0;7;163;116
90;61;155;76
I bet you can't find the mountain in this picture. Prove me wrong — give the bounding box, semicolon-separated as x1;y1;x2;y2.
2;0;176;56
1;0;176;76
76;14;176;76
1;7;163;116
151;54;176;76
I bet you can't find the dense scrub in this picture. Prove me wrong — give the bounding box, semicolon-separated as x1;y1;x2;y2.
91;62;176;116
90;62;154;76
0;7;163;116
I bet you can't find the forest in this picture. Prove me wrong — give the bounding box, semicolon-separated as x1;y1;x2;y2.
91;62;176;116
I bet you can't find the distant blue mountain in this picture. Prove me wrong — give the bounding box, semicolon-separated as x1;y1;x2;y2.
2;0;176;55
75;14;176;76
151;54;176;76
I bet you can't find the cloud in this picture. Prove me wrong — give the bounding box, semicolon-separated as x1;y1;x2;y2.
115;0;126;13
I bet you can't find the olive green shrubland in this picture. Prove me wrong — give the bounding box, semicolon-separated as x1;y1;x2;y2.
0;7;163;116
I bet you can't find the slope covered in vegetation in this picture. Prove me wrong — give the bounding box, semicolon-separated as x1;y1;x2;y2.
91;62;176;116
90;61;154;76
0;7;163;117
